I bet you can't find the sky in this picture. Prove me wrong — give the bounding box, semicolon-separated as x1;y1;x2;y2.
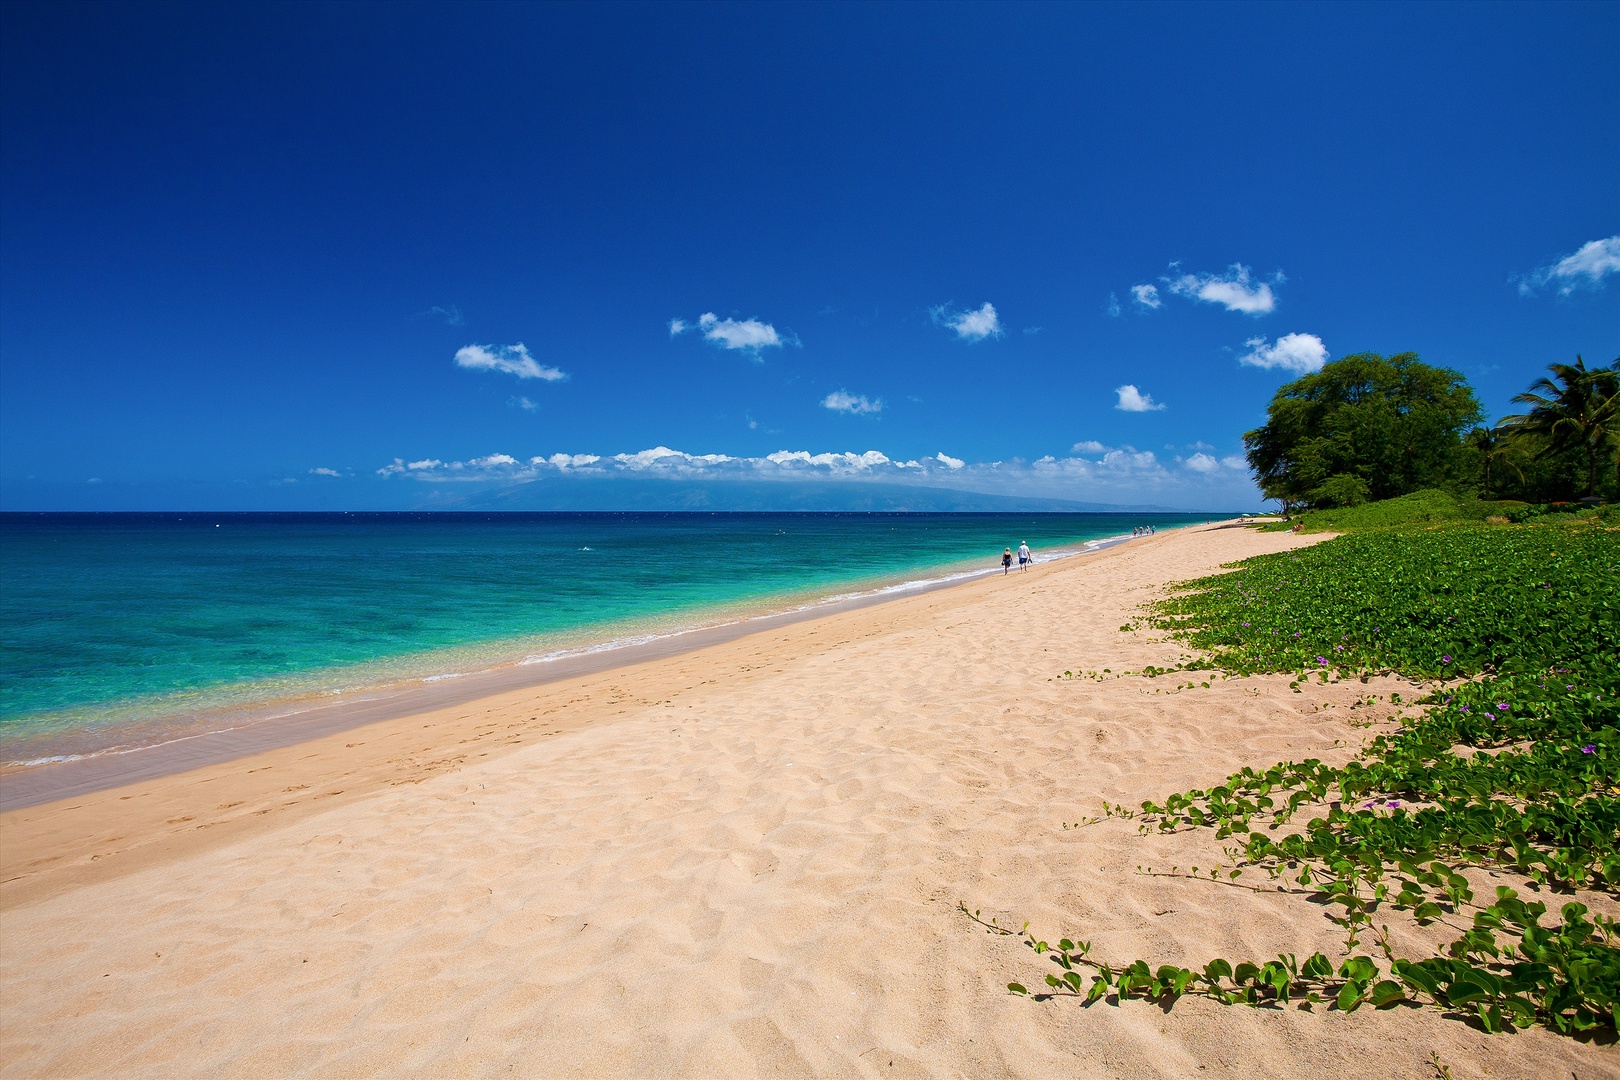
1;0;1616;512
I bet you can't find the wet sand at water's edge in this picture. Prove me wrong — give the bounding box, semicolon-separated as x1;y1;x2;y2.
2;523;1614;1078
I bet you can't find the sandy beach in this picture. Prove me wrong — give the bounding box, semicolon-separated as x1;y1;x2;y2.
1;522;1613;1079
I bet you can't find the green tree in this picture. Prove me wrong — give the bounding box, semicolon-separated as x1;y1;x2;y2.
1243;352;1483;510
1464;425;1524;500
1498;356;1619;499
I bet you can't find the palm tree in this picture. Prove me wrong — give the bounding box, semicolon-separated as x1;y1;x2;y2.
1466;426;1523;499
1499;356;1619;498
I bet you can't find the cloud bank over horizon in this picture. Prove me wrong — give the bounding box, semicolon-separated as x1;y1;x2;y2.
369;438;1257;506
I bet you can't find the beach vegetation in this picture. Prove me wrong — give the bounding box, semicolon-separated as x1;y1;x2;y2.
1244;354;1618;513
1497;355;1620;500
1243;353;1483;512
993;517;1619;1038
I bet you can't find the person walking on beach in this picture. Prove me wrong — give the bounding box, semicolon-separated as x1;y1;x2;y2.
1017;541;1031;571
1002;547;1013;575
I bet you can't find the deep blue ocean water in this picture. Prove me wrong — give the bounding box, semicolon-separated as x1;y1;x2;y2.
0;511;1210;761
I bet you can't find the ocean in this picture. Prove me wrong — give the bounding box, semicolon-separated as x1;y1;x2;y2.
0;511;1211;765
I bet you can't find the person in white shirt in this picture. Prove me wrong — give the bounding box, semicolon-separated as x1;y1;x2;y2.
1017;541;1031;571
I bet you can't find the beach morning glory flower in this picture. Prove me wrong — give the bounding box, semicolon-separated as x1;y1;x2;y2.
1581;745;1596;754
1497;703;1509;711
1441;655;1452;664
1316;656;1329;667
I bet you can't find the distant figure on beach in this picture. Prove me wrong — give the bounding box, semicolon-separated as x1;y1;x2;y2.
1002;547;1013;575
1018;541;1031;571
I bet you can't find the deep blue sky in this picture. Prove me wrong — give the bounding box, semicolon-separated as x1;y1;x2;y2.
2;0;1616;510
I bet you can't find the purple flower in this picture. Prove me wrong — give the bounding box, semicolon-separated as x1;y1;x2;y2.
1316;656;1329;666
1497;703;1509;711
1293;631;1301;638
1241;621;1250;627
1581;745;1597;754
1441;655;1452;664
1459;705;1470;713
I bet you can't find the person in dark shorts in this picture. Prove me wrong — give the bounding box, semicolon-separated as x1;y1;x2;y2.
1002;547;1013;575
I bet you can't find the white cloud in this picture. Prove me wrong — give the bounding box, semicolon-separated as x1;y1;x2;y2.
1071;439;1110;454
694;312;787;356
931;302;1003;341
540;453;601;469
1184;452;1219;473
454;343;567;381
1130;283;1162;310
822;390;883;415
1238;332;1328;374
1518;236;1620;296
1115;385;1166;412
614;446;734;471
1105;293;1122;318
308;467;343;477
1165;264;1279;314
373;442;1266;506
511;396;538;412
668;317;689;336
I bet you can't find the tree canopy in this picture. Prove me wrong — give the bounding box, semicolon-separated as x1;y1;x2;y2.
1498;355;1619;498
1243;352;1483;510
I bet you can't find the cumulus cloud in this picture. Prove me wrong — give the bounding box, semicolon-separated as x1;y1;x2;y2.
1517;236;1620;296
822;390;883;415
454;343;567;381
1165;263;1279;314
674;312;790;356
308;467;344;477
1115;385;1166;412
1238;332;1329;374
542;453;601;469
1176;451;1252;475
931;302;1003;341
935;452;965;470
1071;439;1110;454
1130;284;1162;310
1184;452;1220;473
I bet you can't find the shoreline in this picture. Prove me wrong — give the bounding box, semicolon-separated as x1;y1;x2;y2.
4;519;1611;1080
0;532;1139;811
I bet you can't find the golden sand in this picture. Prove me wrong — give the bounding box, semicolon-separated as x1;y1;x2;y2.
2;523;1612;1078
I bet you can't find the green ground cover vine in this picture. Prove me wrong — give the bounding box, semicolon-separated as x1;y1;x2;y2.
996;518;1619;1038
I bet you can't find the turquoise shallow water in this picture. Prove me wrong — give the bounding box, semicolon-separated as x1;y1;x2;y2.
0;511;1210;760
